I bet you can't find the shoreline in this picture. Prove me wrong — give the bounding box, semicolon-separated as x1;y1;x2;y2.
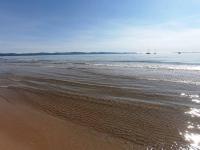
0;61;199;149
0;85;190;149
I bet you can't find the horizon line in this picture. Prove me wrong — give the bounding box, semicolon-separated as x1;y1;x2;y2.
0;51;200;56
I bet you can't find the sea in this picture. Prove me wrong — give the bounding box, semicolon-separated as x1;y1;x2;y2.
2;52;200;85
1;52;200;149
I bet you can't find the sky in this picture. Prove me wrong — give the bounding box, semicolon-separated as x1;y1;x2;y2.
1;0;200;53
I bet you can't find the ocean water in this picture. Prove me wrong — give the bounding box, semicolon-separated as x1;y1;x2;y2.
2;53;200;86
1;52;200;149
2;52;200;64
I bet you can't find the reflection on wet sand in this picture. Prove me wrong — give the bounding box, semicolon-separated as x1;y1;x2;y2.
181;93;200;149
186;108;200;118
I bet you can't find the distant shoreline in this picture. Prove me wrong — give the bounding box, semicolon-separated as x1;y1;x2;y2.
0;52;136;57
1;51;200;57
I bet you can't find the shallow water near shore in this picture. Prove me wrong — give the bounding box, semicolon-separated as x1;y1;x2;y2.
0;53;200;149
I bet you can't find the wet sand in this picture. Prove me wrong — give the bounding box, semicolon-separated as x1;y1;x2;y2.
0;62;199;149
0;91;133;150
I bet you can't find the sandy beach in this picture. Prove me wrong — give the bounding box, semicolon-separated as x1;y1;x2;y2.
0;61;199;149
0;94;134;150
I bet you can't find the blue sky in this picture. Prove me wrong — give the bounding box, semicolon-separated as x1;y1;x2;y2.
1;0;200;52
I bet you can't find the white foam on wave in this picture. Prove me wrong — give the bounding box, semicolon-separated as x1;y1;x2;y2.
180;93;187;97
192;99;200;103
190;95;199;98
180;93;200;103
92;63;200;71
145;78;200;85
92;63;200;85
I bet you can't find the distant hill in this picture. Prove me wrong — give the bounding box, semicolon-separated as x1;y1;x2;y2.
0;52;136;56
